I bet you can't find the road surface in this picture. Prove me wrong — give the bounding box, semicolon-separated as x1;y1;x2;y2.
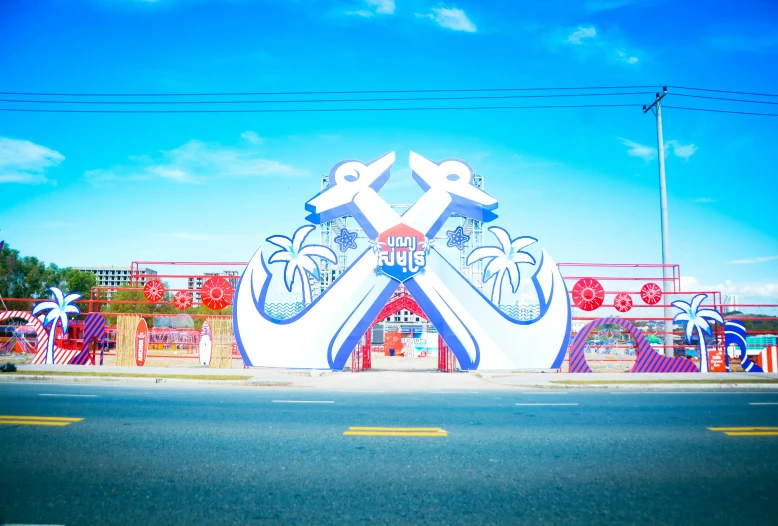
1;382;777;525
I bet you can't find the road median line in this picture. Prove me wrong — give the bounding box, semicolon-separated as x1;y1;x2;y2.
344;426;447;437
0;415;84;426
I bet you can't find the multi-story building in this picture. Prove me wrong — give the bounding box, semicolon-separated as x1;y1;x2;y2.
74;266;157;298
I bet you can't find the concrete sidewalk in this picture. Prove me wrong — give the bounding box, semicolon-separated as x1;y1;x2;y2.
2;364;778;391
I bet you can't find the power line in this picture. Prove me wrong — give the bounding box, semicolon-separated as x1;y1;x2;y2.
668;85;778;98
664;105;778;117
674;93;778;105
0;85;661;97
0;103;642;114
0;91;654;105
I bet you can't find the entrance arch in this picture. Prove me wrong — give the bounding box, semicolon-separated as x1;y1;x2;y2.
359;287;445;370
568;317;698;373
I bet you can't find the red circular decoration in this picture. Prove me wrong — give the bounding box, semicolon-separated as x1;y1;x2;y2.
571;278;605;311
143;280;165;303
640;283;663;305
173;291;192;311
200;277;233;311
614;293;633;313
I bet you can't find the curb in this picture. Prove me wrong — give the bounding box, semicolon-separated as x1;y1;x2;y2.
0;374;295;387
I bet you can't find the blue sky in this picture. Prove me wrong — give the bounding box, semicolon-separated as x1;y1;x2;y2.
1;0;777;303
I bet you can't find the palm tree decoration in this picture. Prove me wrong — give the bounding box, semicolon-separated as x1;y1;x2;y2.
267;225;337;305
32;286;82;364
466;226;537;306
672;293;724;373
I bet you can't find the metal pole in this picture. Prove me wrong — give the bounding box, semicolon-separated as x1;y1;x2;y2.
644;87;674;358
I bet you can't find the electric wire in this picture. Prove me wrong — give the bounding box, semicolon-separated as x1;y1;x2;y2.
673;93;778;105
0;91;655;105
0;103;643;113
663;106;778;117
0;85;661;97
667;85;778;98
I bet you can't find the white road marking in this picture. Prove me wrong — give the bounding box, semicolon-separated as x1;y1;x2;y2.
749;402;778;405
38;394;99;398
272;400;335;404
516;402;578;406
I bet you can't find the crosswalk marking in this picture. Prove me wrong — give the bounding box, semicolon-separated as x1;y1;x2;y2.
0;416;83;427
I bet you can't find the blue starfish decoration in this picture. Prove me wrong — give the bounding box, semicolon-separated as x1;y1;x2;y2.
446;226;470;251
333;228;358;252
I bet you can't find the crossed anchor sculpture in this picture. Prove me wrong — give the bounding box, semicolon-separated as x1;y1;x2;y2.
233;152;572;370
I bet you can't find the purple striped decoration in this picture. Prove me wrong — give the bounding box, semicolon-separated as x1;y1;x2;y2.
70;313;106;365
569;317;698;374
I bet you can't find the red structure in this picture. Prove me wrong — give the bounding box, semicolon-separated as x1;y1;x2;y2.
352;286;455;372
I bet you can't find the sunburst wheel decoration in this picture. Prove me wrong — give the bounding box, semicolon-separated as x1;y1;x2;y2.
201;277;234;311
614;293;633;313
143;280;165;303
571;278;605;311
640;283;662;305
173;291;193;311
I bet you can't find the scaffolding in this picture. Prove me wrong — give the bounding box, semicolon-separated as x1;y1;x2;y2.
313;173;487;299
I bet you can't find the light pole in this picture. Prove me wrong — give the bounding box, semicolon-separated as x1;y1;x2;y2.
643;87;674;358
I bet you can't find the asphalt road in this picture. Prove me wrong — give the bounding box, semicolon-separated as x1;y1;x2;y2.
1;383;778;525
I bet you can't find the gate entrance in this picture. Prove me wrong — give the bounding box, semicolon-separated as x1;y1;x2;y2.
351;286;457;372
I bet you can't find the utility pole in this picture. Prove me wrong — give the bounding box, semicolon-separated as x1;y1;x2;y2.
643;87;674;358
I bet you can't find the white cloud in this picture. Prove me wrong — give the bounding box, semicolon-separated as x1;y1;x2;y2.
347;0;395;17
417;6;477;33
240;131;263;144
615;50;639;64
619;138;656;162
84;135;306;185
566;26;597;44
0;137;64;184
619;138;699;162
367;0;395;14
727;255;778;265
561;25;640;65
665;140;698;160
681;276;778;302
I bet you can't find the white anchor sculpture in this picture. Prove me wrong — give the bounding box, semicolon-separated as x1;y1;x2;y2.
233;152;571;370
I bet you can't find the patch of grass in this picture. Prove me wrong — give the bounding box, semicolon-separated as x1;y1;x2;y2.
9;371;253;381
551;379;778;385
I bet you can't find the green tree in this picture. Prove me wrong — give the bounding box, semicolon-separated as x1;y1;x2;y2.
61;268;97;297
0;242;67;310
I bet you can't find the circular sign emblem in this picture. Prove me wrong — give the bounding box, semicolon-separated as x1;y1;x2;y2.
200;277;233;311
640;283;662;305
571;278;605;311
614;293;633;313
173;291;193;311
143;280;165;303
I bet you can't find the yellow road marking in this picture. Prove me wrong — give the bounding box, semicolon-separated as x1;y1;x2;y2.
0;416;84;427
0;420;73;426
344;431;448;437
348;427;444;432
724;431;778;437
708;427;778;431
344;426;447;437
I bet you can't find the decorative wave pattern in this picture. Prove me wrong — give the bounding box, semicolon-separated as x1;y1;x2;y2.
724;320;762;372
499;303;541;322
569;317;698;373
264;302;306;320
